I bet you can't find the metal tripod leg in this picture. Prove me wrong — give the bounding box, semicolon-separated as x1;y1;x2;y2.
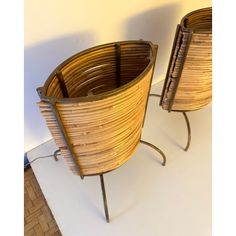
100;174;110;223
182;112;191;151
149;93;191;152
140;140;166;166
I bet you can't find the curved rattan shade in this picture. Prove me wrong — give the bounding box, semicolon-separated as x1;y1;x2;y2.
37;40;157;176
160;7;212;111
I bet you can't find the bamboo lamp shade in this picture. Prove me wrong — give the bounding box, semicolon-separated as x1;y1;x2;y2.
37;40;157;177
160;7;212;112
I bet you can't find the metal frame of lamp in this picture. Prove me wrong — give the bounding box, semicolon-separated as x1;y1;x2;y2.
37;40;166;222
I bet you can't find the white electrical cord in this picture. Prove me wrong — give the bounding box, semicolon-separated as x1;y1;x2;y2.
24;149;61;168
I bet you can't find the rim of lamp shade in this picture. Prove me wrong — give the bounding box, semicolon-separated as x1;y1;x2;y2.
38;40;157;104
181;7;212;33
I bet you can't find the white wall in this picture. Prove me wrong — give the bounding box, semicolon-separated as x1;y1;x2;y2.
24;0;211;151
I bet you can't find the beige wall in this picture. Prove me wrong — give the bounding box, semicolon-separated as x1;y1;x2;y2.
24;0;211;151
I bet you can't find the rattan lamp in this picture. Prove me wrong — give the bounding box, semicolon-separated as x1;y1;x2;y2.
152;7;212;151
37;40;166;222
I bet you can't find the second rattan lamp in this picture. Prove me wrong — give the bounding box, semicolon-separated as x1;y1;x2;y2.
152;7;212;151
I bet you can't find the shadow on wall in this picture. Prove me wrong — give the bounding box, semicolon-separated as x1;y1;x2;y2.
24;32;96;151
124;3;181;82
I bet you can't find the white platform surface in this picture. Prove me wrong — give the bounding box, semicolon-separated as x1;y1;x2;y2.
27;82;211;236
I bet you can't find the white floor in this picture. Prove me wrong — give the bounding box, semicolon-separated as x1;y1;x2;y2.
27;82;211;236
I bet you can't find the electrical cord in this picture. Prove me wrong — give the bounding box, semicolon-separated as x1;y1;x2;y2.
24;149;61;168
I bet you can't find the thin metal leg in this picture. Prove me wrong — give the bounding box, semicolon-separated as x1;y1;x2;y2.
100;174;110;223
149;94;192;152
140;140;166;166
182;112;191;151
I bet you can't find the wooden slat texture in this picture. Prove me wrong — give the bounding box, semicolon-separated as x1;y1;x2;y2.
161;7;212;111
38;41;156;176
